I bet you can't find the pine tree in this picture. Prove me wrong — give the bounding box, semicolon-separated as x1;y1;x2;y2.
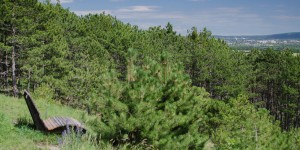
88;50;211;148
0;0;40;96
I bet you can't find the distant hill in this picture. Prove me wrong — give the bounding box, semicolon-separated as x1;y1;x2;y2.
264;32;300;40
214;32;300;52
215;32;300;40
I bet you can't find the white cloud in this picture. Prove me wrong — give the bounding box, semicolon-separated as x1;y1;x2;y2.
74;10;111;16
118;6;159;12
73;6;160;17
72;6;268;35
50;0;74;3
115;11;185;20
72;5;186;33
114;6;184;20
60;0;73;3
181;7;268;35
73;5;183;20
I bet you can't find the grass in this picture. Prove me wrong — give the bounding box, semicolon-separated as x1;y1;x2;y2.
0;93;148;150
0;93;92;150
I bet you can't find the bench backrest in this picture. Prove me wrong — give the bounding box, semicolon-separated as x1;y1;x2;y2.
23;91;46;131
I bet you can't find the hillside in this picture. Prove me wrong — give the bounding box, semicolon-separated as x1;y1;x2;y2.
1;1;300;149
0;94;97;150
264;32;300;40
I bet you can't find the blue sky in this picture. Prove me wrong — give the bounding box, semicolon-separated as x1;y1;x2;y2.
50;0;300;35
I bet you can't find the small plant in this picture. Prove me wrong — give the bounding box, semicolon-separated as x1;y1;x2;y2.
15;116;35;129
58;124;102;150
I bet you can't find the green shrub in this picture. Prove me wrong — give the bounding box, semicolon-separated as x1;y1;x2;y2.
87;50;211;149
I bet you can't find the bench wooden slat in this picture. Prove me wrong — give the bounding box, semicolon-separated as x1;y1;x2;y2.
23;91;86;133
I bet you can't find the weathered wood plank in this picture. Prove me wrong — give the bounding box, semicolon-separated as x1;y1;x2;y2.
23;91;86;133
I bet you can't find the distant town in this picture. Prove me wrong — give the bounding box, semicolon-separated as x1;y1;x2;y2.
215;32;300;52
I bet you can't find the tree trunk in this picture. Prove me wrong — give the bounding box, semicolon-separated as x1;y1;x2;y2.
11;10;18;97
27;69;31;91
5;52;8;92
296;86;300;128
12;38;17;97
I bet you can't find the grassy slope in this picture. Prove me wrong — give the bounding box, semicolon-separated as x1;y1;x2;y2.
0;94;88;150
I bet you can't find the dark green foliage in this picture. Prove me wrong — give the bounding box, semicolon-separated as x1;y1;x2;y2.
247;49;300;130
205;95;300;149
1;0;300;149
88;50;210;148
183;27;251;100
0;0;42;96
87;50;300;149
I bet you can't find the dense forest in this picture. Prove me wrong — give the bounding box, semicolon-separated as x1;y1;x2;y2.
0;0;300;149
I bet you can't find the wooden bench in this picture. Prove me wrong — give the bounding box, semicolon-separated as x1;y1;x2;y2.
23;90;86;133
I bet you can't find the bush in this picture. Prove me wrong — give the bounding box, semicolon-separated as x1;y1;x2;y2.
87;50;211;149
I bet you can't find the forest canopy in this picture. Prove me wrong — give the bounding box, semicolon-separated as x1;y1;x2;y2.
0;0;300;149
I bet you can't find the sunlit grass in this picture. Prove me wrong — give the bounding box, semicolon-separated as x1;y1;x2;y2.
0;94;91;149
0;93;148;149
